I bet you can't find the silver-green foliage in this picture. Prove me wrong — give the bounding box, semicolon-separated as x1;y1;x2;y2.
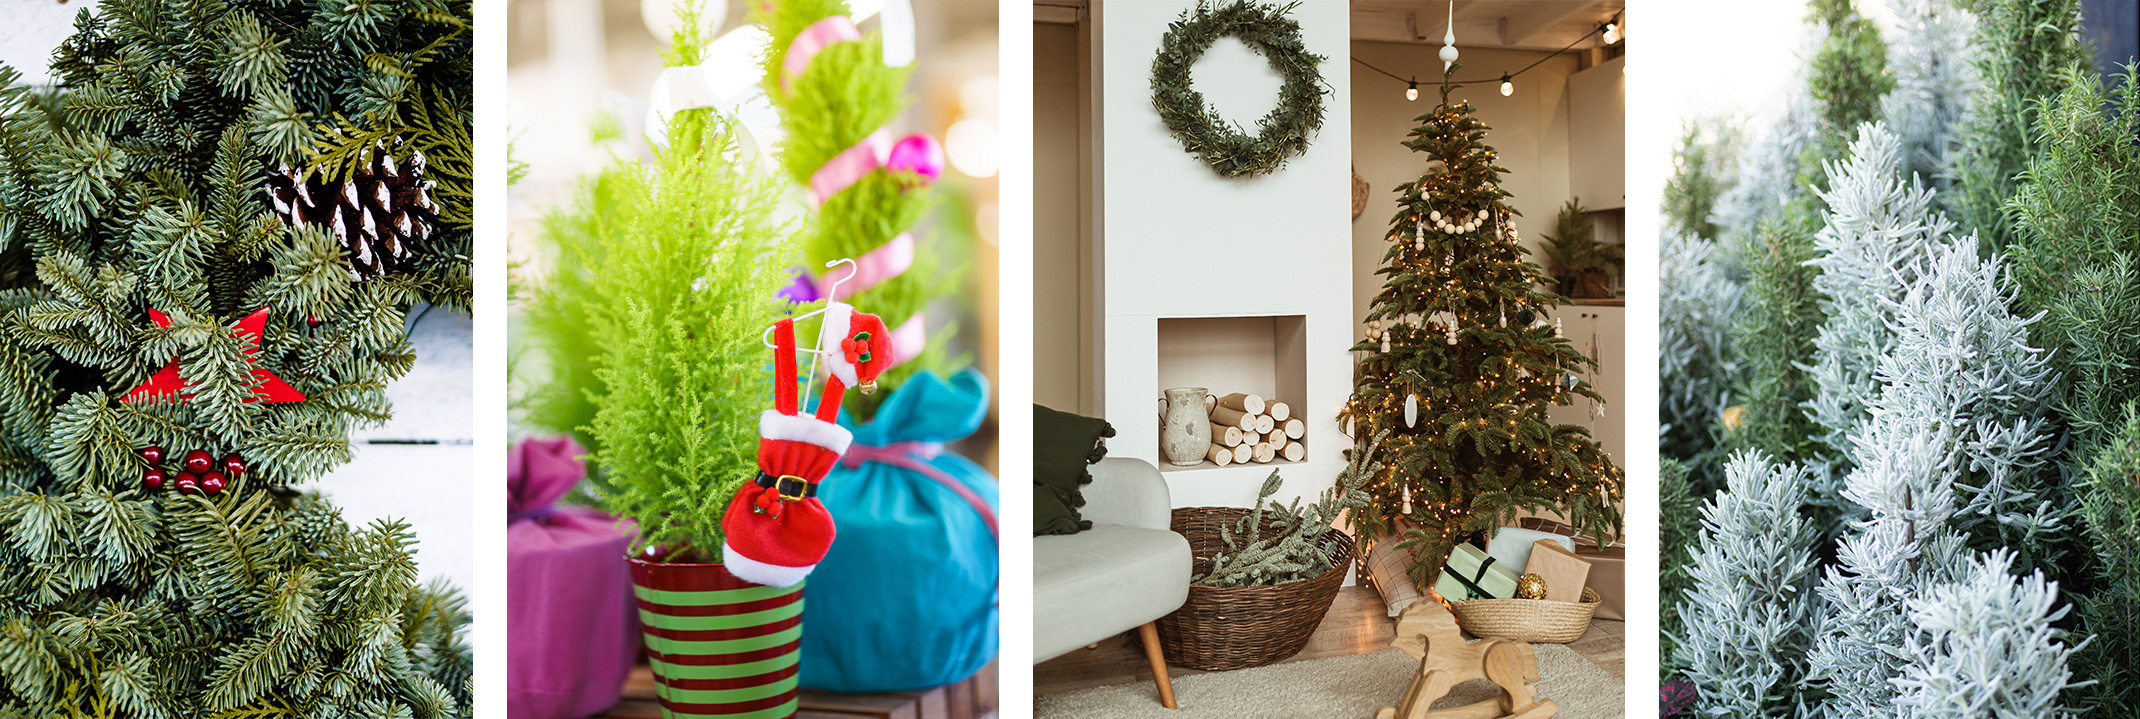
1895;550;2078;719
1715;90;1819;243
1878;0;1979;193
1805;123;1955;469
1658;232;1741;491
1810;239;2067;716
1195;439;1376;588
1674;451;1823;719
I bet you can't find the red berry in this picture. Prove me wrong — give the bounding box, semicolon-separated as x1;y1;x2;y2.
143;468;168;491
140;446;164;464
175;473;199;495
306;315;323;327
182;450;214;475
199;472;226;495
221;453;247;476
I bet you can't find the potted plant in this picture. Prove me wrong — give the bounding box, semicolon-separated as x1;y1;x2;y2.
1540;197;1622;298
1153;436;1378;671
533;10;808;716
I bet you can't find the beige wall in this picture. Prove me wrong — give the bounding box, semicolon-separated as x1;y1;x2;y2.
1034;22;1088;413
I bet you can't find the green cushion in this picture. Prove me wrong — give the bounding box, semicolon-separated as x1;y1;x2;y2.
1033;404;1114;536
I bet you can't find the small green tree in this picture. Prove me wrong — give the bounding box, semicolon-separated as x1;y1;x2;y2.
1662;119;1743;241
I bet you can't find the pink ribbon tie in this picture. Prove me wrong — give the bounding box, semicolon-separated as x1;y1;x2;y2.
782;16;861;91
815;233;916;300
839;441;998;540
809;128;893;206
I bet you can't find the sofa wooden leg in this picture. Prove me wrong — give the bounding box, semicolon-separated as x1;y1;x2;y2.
1136;622;1178;709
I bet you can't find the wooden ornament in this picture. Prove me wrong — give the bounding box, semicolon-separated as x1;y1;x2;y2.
1377;601;1558;719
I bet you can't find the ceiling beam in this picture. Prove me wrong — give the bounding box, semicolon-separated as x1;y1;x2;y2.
1497;0;1603;46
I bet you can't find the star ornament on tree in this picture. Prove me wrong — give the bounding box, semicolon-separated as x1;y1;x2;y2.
123;307;307;404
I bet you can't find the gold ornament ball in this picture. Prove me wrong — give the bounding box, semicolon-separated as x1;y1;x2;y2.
1516;573;1548;600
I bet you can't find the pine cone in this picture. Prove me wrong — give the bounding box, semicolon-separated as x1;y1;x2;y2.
266;141;440;280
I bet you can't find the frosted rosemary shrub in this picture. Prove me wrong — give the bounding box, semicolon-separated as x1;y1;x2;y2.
1673;451;1822;719
1805;122;1954;466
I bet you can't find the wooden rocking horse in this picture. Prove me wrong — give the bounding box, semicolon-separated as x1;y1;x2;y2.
1373;599;1557;719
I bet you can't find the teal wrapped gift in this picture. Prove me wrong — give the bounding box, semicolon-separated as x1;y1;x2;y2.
1435;543;1521;600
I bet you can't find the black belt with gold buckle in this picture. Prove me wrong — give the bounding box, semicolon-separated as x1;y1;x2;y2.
756;472;817;501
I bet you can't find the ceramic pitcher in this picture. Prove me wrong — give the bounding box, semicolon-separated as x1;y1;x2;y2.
1161;387;1212;466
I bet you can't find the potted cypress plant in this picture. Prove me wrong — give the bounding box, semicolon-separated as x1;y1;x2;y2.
1540;198;1622;298
525;8;810;715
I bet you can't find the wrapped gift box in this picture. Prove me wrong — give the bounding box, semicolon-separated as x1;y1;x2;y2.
508;437;642;719
1485;526;1576;575
1522;539;1592;603
1435;542;1520;601
1515;517;1626;620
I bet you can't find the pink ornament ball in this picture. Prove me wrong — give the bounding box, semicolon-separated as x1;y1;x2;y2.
885;133;945;187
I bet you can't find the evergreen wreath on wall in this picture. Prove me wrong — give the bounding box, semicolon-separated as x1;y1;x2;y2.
1150;0;1329;178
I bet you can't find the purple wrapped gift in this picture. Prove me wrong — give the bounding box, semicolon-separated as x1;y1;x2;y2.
508;437;641;719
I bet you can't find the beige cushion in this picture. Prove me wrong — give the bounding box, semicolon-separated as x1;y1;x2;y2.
1034;524;1192;663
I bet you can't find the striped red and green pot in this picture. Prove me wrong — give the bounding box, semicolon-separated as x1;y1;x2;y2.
629;556;805;719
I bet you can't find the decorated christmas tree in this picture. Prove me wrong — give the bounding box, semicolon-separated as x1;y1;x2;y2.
1340;71;1622;588
0;1;473;715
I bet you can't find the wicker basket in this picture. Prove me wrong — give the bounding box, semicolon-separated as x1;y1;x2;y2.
1450;586;1603;644
1153;507;1357;671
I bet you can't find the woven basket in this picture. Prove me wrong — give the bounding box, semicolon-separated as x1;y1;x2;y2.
1450;586;1602;644
1154;507;1356;671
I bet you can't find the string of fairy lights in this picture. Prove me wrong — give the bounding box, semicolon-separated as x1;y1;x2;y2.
1342;72;1622;560
1353;9;1621;100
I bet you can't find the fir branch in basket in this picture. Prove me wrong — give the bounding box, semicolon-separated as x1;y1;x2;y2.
1196;434;1380;587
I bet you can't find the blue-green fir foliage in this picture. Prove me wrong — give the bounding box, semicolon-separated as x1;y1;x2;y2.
0;0;475;715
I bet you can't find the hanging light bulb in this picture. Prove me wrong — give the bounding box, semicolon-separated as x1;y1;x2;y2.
1499;74;1513;96
1407;80;1419;102
1602;18;1620;45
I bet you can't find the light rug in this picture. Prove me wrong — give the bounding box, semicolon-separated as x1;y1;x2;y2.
1036;643;1622;719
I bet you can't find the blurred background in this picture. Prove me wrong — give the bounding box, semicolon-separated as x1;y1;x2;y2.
505;0;1001;472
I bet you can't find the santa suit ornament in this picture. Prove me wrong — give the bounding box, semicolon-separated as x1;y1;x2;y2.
720;304;895;587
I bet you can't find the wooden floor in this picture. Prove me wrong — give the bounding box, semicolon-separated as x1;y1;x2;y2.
1034;586;1625;696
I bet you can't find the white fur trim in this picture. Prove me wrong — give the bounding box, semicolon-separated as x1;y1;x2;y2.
722;542;815;587
818;302;859;387
760;410;853;454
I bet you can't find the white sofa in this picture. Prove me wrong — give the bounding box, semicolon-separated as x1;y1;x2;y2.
1034;457;1192;707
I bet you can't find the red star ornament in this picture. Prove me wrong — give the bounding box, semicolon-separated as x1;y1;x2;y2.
123;307;306;404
